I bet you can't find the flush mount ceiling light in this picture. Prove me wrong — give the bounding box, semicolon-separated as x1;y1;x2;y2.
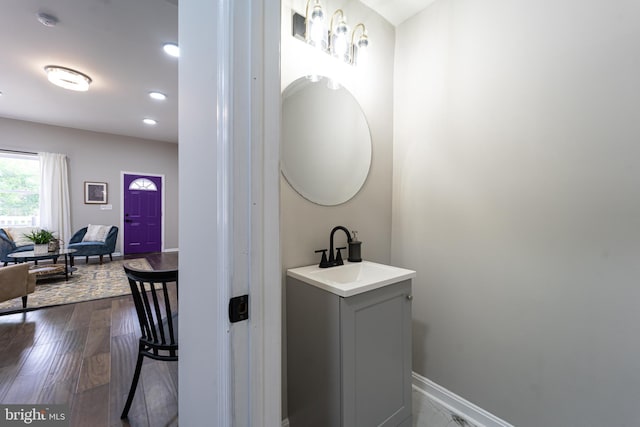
163;43;180;58
36;12;59;27
44;66;92;92
149;91;167;100
143;118;157;125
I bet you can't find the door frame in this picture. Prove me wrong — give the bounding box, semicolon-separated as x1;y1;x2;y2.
179;0;281;425
120;171;166;255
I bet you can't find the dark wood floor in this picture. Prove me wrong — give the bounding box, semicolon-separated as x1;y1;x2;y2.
0;252;179;427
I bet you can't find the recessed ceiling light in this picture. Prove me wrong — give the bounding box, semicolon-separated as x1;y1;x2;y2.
149;91;167;101
163;43;180;58
44;66;92;91
143;118;157;125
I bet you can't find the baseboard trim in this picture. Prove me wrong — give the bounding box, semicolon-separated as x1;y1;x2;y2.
164;247;179;253
412;372;514;427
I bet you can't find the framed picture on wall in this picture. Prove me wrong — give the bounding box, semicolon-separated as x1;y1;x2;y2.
84;181;108;204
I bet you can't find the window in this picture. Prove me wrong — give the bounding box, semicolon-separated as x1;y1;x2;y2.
129;178;158;191
0;153;40;227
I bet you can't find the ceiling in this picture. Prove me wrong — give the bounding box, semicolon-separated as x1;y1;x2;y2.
0;0;430;146
361;0;435;26
0;0;179;143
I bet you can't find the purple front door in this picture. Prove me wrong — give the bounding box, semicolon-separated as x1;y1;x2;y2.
123;174;162;254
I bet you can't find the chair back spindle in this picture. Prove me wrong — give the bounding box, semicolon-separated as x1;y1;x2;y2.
124;265;178;361
121;264;178;419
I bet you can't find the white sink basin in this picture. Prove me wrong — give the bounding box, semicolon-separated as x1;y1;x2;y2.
287;260;416;297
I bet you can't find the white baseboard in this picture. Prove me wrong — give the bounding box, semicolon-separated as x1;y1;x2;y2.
164;247;179;252
412;372;514;427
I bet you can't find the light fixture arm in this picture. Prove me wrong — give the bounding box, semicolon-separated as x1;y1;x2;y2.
350;23;368;65
329;9;346;35
305;0;319;20
351;23;367;47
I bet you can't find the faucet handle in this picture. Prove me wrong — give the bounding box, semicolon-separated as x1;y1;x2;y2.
335;247;346;265
315;249;329;268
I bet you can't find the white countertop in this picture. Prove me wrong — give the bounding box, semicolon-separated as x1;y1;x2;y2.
287;260;416;297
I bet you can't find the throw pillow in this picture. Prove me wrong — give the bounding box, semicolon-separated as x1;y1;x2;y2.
2;228;13;241
82;225;112;243
5;227;40;247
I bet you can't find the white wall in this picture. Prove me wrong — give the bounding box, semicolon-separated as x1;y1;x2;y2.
0;117;179;251
393;1;640;426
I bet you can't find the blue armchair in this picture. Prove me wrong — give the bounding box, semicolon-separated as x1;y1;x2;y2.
1;229;34;266
68;226;119;265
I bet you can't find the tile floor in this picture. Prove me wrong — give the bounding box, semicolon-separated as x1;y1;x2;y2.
412;388;480;427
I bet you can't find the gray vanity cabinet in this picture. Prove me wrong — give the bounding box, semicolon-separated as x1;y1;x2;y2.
287;277;412;427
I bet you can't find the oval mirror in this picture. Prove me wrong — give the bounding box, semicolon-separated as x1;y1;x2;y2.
281;76;372;206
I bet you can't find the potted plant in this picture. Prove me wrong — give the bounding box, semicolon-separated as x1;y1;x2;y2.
24;229;57;254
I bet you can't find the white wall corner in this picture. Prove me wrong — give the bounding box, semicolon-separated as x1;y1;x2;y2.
412;372;514;427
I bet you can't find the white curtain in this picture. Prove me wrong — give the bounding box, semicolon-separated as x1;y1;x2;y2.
39;152;71;244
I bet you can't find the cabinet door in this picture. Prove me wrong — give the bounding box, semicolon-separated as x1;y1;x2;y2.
341;280;412;426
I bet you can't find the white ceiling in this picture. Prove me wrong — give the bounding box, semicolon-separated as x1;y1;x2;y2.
0;0;178;143
0;0;429;145
360;0;435;26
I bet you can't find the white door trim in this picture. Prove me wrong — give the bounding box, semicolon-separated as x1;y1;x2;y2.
120;171;165;254
249;0;282;425
178;0;232;424
179;0;281;425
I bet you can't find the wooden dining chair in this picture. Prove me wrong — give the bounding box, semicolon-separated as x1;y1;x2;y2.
121;264;178;419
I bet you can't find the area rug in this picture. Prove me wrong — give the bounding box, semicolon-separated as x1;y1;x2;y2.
0;258;151;314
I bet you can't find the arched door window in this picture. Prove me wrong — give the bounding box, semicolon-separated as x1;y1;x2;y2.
128;178;158;191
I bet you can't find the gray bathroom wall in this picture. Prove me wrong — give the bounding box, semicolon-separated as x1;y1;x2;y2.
1;117;179;251
281;0;396;269
393;1;640;426
280;0;395;416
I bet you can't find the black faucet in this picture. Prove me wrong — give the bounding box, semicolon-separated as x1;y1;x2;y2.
328;226;352;267
316;226;360;268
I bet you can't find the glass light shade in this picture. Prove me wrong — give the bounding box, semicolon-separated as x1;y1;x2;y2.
306;5;326;48
44;66;91;92
358;34;369;49
332;32;349;61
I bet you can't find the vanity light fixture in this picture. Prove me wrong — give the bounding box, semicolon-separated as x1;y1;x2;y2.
44;66;92;92
292;5;370;67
